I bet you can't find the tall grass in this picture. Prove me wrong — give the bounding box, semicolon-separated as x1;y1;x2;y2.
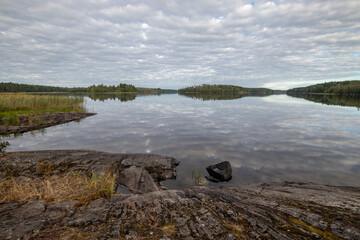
0;93;86;118
0;172;117;205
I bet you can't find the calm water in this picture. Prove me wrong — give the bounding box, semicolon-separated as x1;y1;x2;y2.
4;94;360;188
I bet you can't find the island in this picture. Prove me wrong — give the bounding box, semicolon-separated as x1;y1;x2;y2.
178;84;275;100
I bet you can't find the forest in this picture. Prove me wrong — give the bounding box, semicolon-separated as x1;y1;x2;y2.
0;82;87;92
87;84;137;93
178;84;274;95
137;88;177;95
286;80;360;96
179;84;248;94
0;82;137;93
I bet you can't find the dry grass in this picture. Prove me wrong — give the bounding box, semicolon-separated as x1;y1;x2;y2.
160;222;177;236
31;226;101;240
0;171;117;205
0;93;86;118
225;222;246;239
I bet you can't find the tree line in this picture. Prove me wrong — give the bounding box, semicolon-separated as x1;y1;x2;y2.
87;84;137;93
287;80;360;96
0;82;137;93
0;82;87;92
178;84;248;94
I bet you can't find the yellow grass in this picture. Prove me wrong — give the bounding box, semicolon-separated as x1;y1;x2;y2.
0;172;117;205
160;222;177;236
0;93;86;118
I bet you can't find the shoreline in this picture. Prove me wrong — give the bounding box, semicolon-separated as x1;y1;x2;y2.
1;150;359;239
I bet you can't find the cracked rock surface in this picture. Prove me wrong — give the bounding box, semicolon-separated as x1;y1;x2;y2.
1;151;359;239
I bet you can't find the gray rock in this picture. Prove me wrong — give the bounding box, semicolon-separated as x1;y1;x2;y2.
44;201;77;222
175;217;187;227
159;235;171;240
21;201;46;218
179;225;191;237
206;161;232;182
125;231;138;239
118;166;159;194
121;154;180;181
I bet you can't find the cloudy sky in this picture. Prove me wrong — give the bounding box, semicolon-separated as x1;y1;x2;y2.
1;0;359;89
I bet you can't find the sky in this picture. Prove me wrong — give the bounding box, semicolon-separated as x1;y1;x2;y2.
1;0;360;90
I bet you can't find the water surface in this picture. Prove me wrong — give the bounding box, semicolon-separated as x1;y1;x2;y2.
4;94;360;188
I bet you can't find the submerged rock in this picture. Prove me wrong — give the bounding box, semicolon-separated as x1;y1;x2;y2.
206;161;232;182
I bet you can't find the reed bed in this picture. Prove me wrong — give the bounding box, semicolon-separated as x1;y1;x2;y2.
0;172;117;205
0;93;86;118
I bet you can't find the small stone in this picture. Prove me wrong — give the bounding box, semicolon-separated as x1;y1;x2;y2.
159;235;171;240
176;217;187;227
199;208;207;215
184;236;195;240
179;225;191;237
227;210;234;216
125;231;137;239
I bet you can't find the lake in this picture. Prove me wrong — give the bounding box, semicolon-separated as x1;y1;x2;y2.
4;93;360;188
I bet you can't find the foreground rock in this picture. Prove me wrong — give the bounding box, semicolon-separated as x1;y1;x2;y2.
206;161;232;182
0;112;96;134
1;182;359;240
0;150;179;194
0;151;359;239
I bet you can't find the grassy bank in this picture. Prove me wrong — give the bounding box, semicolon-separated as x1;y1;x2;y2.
0;93;86;119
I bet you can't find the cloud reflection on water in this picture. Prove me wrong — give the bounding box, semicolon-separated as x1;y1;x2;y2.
7;94;360;188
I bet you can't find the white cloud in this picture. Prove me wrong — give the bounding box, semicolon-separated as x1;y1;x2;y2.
0;0;359;89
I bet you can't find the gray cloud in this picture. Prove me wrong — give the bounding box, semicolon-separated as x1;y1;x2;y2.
0;0;359;89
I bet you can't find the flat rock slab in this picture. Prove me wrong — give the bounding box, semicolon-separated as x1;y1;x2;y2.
0;112;96;134
0;182;359;240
